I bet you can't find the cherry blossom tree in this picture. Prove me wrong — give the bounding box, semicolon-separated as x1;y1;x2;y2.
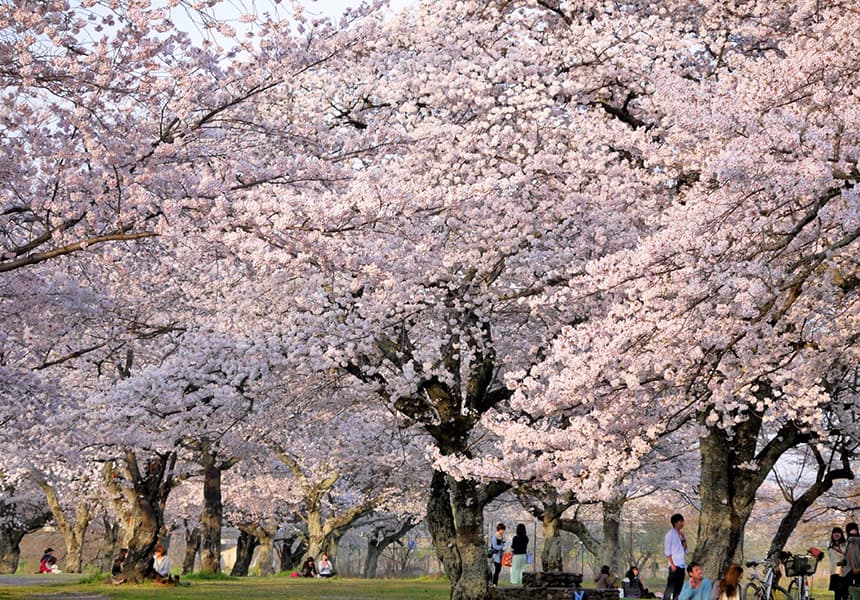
507;0;860;578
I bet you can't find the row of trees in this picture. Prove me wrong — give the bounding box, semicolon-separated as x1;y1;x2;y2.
2;1;859;599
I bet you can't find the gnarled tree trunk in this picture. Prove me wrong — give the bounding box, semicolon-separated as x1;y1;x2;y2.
601;498;624;575
693;416;810;577
363;517;417;578
279;536;306;572
99;516;121;574
230;529;259;576
183;523;201;575
426;471;509;600
200;456;222;574
106;450;179;583
32;473;91;573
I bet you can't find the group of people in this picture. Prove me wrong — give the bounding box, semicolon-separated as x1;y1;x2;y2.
109;544;176;585
488;522;530;587
659;513;746;600
827;522;860;600
660;514;860;600
299;553;335;578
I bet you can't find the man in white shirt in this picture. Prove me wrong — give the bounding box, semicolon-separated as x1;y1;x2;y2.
663;513;687;600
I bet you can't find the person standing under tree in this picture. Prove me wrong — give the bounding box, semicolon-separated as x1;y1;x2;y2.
844;523;860;589
828;527;847;600
490;523;507;588
663;513;687;600
509;523;529;585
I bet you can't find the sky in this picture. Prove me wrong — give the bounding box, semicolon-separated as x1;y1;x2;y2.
168;0;414;46
298;0;412;20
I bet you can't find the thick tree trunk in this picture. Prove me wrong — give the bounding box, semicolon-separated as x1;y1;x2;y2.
243;524;277;576
0;526;25;574
693;416;809;577
363;518;417;578
279;536;306;572
542;510;563;573
200;460;222;574
183;525;201;575
601;498;624;575
100;516;121;574
106;450;178;583
694;426;755;577
426;470;506;600
364;542;382;579
427;471;461;584
230;530;259;576
32;474;92;573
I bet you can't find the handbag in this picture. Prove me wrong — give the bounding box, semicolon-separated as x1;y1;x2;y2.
501;551;513;567
487;548;494;558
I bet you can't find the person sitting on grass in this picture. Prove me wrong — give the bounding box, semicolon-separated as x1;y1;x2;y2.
150;544;178;584
46;556;62;573
318;553;335;578
111;548;128;584
301;556;319;578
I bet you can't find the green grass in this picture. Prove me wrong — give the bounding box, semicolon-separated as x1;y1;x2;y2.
0;576;452;600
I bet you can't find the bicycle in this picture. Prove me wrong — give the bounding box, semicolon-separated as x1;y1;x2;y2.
782;553;819;600
744;552;792;600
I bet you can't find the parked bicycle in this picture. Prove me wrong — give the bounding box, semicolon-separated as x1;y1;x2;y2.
744;552;791;600
782;552;819;600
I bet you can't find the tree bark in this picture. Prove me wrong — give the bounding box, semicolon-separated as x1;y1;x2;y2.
601;498;624;575
105;450;179;582
230;529;259;576
426;471;509;600
542;506;564;572
183;524;201;575
693;417;811;577
279;536;306;572
0;526;26;575
200;457;222;574
363;517;417;578
426;470;461;584
242;523;277;576
33;474;91;573
99;516;121;574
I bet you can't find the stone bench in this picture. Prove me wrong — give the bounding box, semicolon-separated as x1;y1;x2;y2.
495;572;622;600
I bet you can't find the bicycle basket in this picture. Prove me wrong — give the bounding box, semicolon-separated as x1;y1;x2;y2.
784;554;817;576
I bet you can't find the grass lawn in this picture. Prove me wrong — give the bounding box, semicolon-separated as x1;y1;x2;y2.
0;575;452;600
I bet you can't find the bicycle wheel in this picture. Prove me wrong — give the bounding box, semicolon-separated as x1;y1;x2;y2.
771;584;792;600
786;579;800;600
743;582;762;600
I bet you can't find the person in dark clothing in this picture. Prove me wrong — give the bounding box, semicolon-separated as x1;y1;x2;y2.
844;523;860;590
110;548;128;584
510;523;529;585
624;566;657;598
301;556;319;577
112;548;128;577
